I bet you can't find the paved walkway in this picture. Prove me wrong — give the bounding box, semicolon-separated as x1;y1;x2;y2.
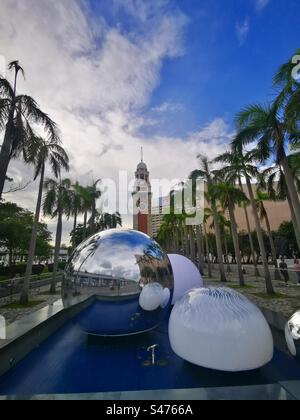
0;285;62;325
204;271;300;319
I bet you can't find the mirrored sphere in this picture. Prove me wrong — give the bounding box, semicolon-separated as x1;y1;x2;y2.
285;309;300;357
63;229;174;336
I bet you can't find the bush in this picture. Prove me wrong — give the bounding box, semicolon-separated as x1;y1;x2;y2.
47;263;54;273
58;261;67;270
10;265;27;277
0;266;10;276
47;262;67;273
32;264;45;276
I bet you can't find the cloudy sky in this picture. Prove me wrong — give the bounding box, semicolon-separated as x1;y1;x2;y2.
0;0;299;244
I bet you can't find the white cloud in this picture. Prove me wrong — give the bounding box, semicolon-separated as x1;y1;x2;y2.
235;18;250;45
236;18;250;46
0;0;231;244
152;102;183;113
256;0;270;13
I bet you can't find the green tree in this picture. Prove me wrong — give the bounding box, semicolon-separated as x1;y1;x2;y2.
273;48;300;131
255;190;281;280
233;102;300;253
215;147;275;294
20;137;69;304
70;181;83;249
190;155;227;282
43;178;72;293
0;202;51;269
259;154;300;253
214;149;260;276
98;212;122;231
0;61;59;199
209;182;249;286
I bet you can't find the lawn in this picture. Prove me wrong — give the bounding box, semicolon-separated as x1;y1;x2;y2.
3;300;45;309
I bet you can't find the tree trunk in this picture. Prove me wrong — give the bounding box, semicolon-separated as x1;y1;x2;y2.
286;189;300;253
196;225;205;275
0;118;14;199
228;200;245;286
223;231;231;273
211;202;227;282
174;228;179;254
90;201;96;234
246;177;275;294
184;226;190;258
238;177;259;276
203;224;212;278
189;226;196;264
20;164;45;304
83;210;88;239
281;154;300;236
51;211;63;294
264;212;281;281
72;209;78;249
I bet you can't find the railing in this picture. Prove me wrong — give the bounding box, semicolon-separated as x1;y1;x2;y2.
0;273;63;300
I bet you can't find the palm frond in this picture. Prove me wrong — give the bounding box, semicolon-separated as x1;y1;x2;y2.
17;95;60;143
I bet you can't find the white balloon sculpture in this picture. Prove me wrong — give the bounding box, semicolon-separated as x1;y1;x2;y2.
168;254;203;305
139;283;164;311
169;287;274;372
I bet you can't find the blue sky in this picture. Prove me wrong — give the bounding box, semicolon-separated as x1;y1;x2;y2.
1;0;299;239
88;0;300;138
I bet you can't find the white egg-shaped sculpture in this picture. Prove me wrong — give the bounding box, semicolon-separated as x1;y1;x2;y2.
168;254;203;305
169;287;274;372
161;288;171;309
285;310;300;357
139;283;164;311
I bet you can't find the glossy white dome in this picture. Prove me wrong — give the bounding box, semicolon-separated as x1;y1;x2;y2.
169;287;274;372
139;283;164;311
168;254;203;305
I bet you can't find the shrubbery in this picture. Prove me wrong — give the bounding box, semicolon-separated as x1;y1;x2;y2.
47;262;67;272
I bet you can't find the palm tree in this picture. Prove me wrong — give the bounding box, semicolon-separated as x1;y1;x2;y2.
195;224;205;275
190;156;227;282
71;182;83;249
255;190;281;280
206;206;231;272
78;185;94;239
203;209;212;278
273;49;300;131
209;182;249;286
98;212;122;231
259;158;300;254
233;102;300;247
0;61;59;199
214;149;260;276
216;147;275;295
43;178;72;293
20;138;69;304
87;180;102;235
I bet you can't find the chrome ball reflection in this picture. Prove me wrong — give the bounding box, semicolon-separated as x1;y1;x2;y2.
63;229;174;336
285;309;300;357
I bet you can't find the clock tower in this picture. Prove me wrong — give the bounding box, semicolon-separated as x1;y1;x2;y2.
132;149;152;236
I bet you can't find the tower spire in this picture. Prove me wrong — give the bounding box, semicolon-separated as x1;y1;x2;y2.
141;146;143;162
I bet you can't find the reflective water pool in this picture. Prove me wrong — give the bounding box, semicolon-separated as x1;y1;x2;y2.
0;303;300;396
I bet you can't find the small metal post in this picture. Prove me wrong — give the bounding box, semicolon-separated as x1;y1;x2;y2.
147;344;159;366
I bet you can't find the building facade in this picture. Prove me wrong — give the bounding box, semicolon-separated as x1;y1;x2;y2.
150;183;293;236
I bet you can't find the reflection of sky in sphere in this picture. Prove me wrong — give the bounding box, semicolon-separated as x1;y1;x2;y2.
69;229;166;283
